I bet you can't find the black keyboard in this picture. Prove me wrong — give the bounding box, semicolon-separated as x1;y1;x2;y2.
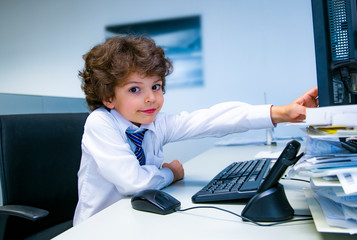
191;158;272;203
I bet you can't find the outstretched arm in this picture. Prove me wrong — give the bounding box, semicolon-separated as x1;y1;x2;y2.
271;86;318;124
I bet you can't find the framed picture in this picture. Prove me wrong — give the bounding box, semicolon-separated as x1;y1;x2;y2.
105;15;203;88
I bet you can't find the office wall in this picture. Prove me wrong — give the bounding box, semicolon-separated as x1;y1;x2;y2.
0;0;316;163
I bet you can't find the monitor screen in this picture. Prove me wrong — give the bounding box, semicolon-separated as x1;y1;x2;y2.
311;0;357;106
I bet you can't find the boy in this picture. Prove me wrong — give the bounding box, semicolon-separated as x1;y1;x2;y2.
73;35;318;225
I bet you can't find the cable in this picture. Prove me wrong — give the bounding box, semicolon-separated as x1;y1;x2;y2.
281;177;310;183
340;67;357;95
294;213;313;217
175;206;313;227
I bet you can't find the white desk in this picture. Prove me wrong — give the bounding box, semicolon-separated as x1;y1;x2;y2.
54;143;356;240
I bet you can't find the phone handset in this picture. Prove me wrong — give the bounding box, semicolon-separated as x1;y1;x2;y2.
257;140;304;193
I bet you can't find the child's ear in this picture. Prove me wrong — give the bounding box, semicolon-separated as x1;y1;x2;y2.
103;98;115;109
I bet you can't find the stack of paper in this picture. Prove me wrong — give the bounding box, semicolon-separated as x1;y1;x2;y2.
303;105;357;138
289;135;357;234
287;105;357;233
304;177;357;234
305;105;357;127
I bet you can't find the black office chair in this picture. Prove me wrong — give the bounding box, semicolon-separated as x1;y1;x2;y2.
0;112;89;240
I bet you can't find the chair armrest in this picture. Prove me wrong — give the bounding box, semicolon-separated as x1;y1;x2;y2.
0;205;49;221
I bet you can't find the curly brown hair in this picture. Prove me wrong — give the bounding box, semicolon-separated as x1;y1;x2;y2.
79;35;173;111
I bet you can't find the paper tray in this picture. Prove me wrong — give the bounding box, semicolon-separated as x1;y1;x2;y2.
304;188;355;234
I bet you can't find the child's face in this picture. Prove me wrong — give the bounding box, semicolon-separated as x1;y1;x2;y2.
104;73;164;127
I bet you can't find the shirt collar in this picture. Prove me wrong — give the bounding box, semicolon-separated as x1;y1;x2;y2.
109;109;156;134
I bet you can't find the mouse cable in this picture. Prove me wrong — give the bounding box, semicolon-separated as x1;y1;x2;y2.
175;206;313;227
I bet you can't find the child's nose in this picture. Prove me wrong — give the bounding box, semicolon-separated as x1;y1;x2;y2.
145;90;155;102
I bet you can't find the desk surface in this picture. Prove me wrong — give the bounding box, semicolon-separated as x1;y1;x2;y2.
54;142;356;240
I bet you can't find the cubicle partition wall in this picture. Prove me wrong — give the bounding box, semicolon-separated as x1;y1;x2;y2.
0;93;88;115
0;93;89;206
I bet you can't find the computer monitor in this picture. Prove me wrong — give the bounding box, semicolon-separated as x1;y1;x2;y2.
311;0;357;106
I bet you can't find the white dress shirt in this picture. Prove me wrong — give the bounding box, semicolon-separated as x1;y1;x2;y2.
73;101;274;225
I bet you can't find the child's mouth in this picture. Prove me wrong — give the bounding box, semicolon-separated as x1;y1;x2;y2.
141;108;156;114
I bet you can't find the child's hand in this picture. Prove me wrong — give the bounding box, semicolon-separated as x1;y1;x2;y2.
162;160;184;183
271;86;318;124
294;86;319;107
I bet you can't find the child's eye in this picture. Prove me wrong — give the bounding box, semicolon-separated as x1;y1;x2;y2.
129;87;140;93
152;84;161;91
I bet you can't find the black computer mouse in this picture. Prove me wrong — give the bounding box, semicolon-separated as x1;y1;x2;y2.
131;189;181;215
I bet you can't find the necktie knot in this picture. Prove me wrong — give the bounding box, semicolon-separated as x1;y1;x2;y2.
126;130;147;165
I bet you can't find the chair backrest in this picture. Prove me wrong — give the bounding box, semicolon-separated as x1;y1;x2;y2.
0;112;88;239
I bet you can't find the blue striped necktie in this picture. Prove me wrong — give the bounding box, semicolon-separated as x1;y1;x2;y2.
126;130;147;165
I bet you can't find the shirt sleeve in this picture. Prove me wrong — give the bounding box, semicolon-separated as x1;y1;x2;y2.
82;111;173;195
160;102;274;144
